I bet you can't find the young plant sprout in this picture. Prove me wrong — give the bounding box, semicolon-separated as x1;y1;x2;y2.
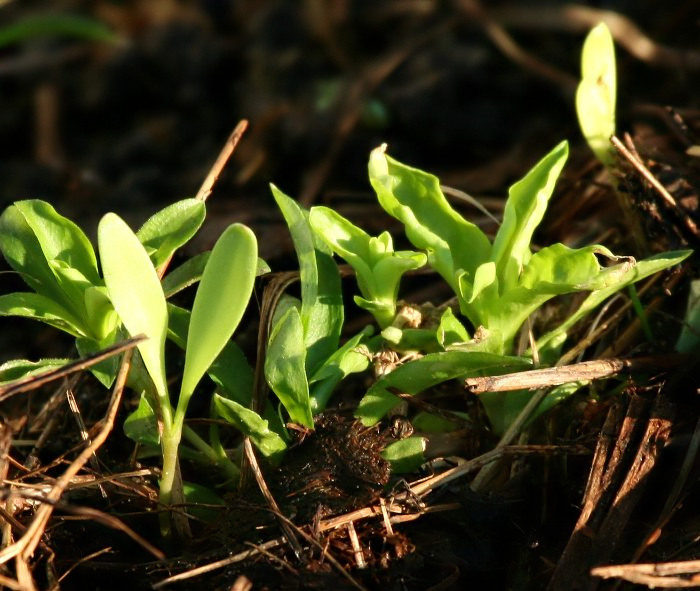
308;144;689;436
99;215;258;536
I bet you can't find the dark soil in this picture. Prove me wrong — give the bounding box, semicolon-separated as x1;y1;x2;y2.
1;1;700;590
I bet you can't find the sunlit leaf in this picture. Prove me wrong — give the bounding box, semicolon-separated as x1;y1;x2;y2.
356;351;531;426
180;223;257;405
490;141;569;292
265;306;313;428
0;292;85;337
98;213;169;401
13;200;99;284
576;23;616;166
0;358;70;384
136;199;206;269
271;186;343;374
310;206;425;328
369;145;491;316
537;250;692;356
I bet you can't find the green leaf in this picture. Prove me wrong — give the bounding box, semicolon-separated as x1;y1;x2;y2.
13;200;100;285
83;286;118;341
0;13;120;48
368;145;492;315
265;306;314;428
381;437;427;473
136;199;206;269
519;243;602;291
271;186;343;374
0;202;94;323
413;411;467;433
213;394;288;461
75;333;120;388
537;250;692;356
481;381;586;436
181;481;225;523
677;279;700;353
179;224;257;407
0;292;86;337
576;23;616;166
309;206;426;328
98;213;169;401
477;243;604;346
356;351;531;426
167;303;255;407
490;141;569;292
0;358;70;384
308;326;374;412
437;308;470;348
124;393;160;446
162;252;269;299
162;252;210;298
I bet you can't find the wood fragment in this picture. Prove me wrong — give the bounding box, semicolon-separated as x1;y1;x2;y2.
465;355;686;393
347;521;366;569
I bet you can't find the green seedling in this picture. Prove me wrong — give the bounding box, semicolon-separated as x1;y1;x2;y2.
99;215;258;536
0;198;206;386
324;145;690;434
576;22;616;167
309;205;427;329
0;198;266;535
211;186;375;460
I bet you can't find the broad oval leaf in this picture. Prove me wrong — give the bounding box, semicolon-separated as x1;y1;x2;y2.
264;306;313;428
136;199;206;268
98;213;169;401
576;23;616;166
14;200;100;284
180;223;257;404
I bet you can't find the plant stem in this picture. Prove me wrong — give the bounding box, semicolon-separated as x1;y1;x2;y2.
183;424;240;483
158;420;182;537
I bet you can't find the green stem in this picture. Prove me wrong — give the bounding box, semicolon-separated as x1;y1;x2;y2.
183;424;240;483
158;421;182;537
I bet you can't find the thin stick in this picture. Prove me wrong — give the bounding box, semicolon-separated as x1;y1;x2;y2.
0;348;135;567
242;438;303;557
155;120;249;279
612;134;699;238
347;521;366;569
464;355;685;394
0;335;145;402
195;120;249;203
152;539;283;588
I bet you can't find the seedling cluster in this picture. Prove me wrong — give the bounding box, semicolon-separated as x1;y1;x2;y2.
0;24;691;536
